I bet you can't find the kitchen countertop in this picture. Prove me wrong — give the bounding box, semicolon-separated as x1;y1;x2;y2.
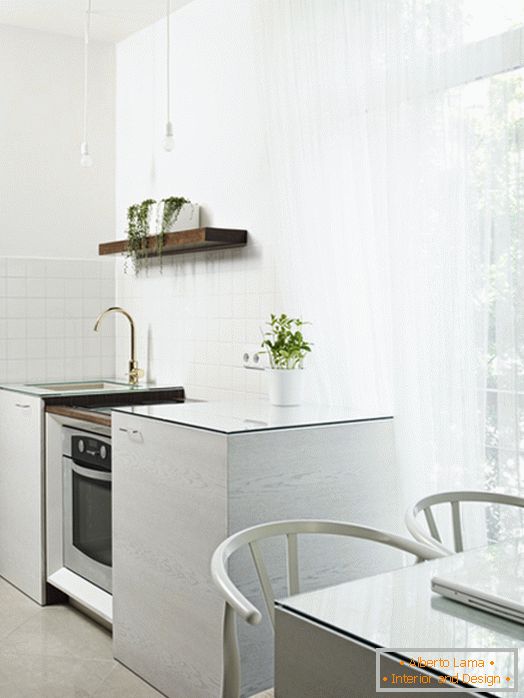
114;400;393;434
4;377;392;432
0;378;178;398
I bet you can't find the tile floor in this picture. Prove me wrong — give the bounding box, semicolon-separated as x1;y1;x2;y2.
0;578;161;697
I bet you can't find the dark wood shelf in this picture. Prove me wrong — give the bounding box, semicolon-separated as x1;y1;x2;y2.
98;227;248;258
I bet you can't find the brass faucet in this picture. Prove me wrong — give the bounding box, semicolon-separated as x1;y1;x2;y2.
94;306;144;386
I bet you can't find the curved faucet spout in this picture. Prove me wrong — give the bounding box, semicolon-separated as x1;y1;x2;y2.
94;306;143;385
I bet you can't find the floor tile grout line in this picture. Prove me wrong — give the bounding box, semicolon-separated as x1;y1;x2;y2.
0;581;160;696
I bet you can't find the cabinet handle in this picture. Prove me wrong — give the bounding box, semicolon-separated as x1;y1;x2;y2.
15;403;30;409
119;427;142;436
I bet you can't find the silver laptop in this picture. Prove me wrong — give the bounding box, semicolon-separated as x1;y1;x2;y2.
431;540;524;624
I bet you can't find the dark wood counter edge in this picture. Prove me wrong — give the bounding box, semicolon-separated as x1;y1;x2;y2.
46;405;112;428
42;386;185;407
44;386;186;428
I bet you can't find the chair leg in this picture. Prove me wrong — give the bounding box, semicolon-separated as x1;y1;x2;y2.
222;603;241;698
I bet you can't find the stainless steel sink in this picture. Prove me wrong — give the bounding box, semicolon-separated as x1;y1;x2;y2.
29;381;129;392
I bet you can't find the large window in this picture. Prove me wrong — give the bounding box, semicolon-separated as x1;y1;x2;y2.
465;70;524;493
386;3;524;516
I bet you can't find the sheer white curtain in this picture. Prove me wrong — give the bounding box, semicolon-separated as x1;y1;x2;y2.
254;0;524;510
385;2;483;501
385;2;524;507
253;0;393;413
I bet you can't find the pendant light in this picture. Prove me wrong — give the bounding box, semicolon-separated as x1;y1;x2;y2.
80;0;93;167
163;0;174;152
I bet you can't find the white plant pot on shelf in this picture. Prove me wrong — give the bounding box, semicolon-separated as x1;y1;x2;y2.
266;369;304;407
156;202;200;234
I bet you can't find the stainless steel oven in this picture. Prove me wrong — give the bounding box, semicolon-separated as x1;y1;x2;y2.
63;427;112;593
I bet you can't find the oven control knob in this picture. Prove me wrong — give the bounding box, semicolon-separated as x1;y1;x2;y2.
100;445;107;460
78;439;85;453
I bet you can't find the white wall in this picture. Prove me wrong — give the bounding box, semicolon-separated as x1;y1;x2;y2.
114;0;392;407
0;25;116;385
0;256;115;384
115;0;277;398
0;25;115;258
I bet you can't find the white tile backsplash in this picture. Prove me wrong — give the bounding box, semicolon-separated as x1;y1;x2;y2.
0;245;279;399
0;256;116;384
115;244;280;399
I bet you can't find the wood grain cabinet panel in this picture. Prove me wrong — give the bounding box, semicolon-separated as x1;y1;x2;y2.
0;391;44;603
112;414;397;697
112;413;228;698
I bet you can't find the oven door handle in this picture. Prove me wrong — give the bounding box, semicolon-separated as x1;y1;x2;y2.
71;462;112;482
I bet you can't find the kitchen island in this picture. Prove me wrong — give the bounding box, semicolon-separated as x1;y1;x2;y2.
112;400;397;698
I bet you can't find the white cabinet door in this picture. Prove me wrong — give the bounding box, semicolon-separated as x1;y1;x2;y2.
112;412;228;698
0;391;44;603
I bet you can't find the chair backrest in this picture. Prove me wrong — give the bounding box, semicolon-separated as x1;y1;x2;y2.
406;490;524;555
210;518;442;698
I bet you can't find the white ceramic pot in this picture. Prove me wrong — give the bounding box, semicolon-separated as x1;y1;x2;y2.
156;202;199;234
266;369;304;407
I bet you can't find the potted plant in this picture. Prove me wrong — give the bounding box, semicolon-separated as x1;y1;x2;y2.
156;197;198;267
125;197;198;274
125;198;156;274
158;196;199;235
261;313;312;406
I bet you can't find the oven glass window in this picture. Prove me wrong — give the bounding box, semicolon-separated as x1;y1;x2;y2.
72;472;112;567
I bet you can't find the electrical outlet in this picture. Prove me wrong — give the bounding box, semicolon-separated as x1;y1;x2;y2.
242;344;267;370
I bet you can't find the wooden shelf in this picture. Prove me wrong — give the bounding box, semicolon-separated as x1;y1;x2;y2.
98;227;248;258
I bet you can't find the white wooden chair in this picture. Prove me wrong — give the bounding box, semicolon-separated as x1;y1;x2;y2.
211;518;442;698
406;490;524;556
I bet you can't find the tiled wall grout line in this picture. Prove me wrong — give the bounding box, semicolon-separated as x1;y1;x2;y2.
114;248;282;399
0;256;116;384
0;250;281;398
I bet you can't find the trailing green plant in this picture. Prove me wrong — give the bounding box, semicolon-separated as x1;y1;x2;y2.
157;196;191;264
160;196;191;232
261;313;312;369
124;196;192;274
125;198;156;274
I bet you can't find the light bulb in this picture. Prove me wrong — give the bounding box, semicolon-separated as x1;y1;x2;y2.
80;142;92;167
163;121;174;152
163;135;175;152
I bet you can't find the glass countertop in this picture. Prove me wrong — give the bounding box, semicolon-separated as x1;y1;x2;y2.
0;379;181;399
114;400;393;434
276;539;524;697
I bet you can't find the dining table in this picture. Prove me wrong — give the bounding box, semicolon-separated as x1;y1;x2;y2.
275;538;524;697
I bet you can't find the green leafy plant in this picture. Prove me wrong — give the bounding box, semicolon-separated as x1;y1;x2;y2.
126;198;156;274
160;196;191;232
124;196;193;274
261;314;312;369
157;196;191;266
